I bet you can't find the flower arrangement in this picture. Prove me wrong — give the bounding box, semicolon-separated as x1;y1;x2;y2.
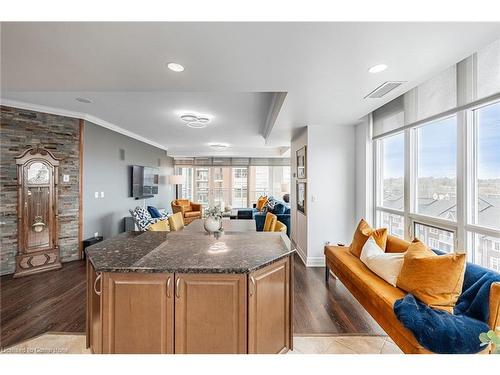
204;205;223;220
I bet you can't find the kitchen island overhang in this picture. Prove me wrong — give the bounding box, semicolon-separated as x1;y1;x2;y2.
86;225;294;354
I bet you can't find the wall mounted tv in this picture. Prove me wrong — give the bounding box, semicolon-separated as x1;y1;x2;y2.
131;165;159;199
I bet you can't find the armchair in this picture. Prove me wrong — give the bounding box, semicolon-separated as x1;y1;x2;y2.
171;199;203;225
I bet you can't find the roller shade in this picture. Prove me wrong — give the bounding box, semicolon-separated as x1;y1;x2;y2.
174;157;290;167
372;96;405;138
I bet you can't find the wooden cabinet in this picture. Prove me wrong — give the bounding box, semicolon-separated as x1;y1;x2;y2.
86;259;103;354
174;273;247;354
86;255;292;354
248;257;292;353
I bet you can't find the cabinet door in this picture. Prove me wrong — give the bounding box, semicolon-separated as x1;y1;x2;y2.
175;273;246;354
102;273;174;354
87;259;102;354
248;257;291;354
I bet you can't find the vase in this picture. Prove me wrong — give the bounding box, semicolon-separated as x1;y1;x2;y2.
204;217;221;233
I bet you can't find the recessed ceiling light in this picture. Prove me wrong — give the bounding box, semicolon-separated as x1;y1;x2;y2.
209;143;230;150
368;64;388;74
167;62;185;72
75;97;92;104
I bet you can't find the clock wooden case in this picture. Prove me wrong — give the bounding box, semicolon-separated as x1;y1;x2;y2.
14;147;62;277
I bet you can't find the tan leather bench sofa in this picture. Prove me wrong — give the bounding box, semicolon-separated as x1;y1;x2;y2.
324;235;500;354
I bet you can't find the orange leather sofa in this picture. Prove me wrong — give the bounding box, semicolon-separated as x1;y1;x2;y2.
324;235;500;354
171;199;202;225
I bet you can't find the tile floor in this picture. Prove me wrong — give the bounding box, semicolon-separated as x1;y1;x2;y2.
1;333;402;354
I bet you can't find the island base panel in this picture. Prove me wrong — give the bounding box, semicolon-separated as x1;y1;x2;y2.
248;257;291;353
174;273;247;354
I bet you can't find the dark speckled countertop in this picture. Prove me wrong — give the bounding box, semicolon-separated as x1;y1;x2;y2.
85;220;294;274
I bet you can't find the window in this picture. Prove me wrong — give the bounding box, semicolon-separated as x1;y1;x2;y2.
378;132;404;210
415;223;455;253
467;232;500;268
377;211;405;239
415;116;457;221
232;168;248;208
248;166;291;202
175;167;193;200
471;101;500;230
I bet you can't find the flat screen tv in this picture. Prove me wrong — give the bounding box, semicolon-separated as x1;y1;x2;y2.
131;165;159;199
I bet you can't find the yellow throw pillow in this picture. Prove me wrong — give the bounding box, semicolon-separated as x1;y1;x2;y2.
396;239;466;313
147;220;170;232
349;219;387;258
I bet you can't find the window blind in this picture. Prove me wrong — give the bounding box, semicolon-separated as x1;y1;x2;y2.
476;38;500;100
372;96;405;138
173;157;290;167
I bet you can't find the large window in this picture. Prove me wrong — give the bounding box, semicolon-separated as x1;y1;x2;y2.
379;132;404;210
375;132;405;236
471;101;500;229
415;116;457;221
249;166;291;202
374;101;500;270
415;223;455;253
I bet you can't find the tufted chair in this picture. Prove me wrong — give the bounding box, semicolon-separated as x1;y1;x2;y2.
171;199;202;225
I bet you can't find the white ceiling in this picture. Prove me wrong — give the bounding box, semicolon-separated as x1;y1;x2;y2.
2;22;500;157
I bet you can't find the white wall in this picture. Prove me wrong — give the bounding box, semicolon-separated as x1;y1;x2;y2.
354;115;374;225
290;128;308;263
305;125;356;266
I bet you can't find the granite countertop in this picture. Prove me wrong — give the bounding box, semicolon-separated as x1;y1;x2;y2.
85;226;294;274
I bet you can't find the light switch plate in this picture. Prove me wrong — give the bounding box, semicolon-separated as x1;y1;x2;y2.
100;191;104;198
63;174;70;182
94;192;99;199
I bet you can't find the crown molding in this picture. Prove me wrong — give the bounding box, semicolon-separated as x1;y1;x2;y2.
0;98;168;151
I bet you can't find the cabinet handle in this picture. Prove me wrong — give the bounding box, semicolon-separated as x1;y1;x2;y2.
167;276;172;298
176;277;181;298
93;273;102;296
249;276;256;296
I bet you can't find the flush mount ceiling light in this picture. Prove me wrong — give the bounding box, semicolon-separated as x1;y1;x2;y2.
368;64;388;74
209;143;230;151
167;62;185;72
180;113;212;129
75;97;92;104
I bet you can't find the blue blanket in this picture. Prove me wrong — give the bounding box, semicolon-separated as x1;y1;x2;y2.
394;260;500;354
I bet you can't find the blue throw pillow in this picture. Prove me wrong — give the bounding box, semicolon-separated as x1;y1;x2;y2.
147;205;161;218
273;203;286;215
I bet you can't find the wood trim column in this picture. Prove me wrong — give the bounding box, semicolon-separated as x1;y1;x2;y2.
78;119;84;259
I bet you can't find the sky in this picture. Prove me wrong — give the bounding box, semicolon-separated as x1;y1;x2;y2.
382;101;500;179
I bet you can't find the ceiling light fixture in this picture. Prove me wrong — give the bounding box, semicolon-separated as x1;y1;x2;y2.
167;62;185;72
180;113;211;129
368;64;388;74
75;97;92;104
209;143;230;151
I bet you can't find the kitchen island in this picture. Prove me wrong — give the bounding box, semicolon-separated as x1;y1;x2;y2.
86;219;294;354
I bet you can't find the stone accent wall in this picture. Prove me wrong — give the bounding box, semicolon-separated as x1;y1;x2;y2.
0;106;81;275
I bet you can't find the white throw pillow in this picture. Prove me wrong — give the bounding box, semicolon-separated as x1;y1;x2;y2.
360;236;405;287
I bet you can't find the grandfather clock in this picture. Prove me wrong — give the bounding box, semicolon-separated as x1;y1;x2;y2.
14;147;62;277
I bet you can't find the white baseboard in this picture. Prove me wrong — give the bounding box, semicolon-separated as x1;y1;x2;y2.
305;256;326;267
290;239;325;267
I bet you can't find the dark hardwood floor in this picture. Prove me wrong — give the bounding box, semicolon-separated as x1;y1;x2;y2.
0;260;86;348
1;254;383;347
293;254;384;336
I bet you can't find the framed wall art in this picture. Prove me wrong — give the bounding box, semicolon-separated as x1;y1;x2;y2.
296;146;306;179
297;181;306;214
